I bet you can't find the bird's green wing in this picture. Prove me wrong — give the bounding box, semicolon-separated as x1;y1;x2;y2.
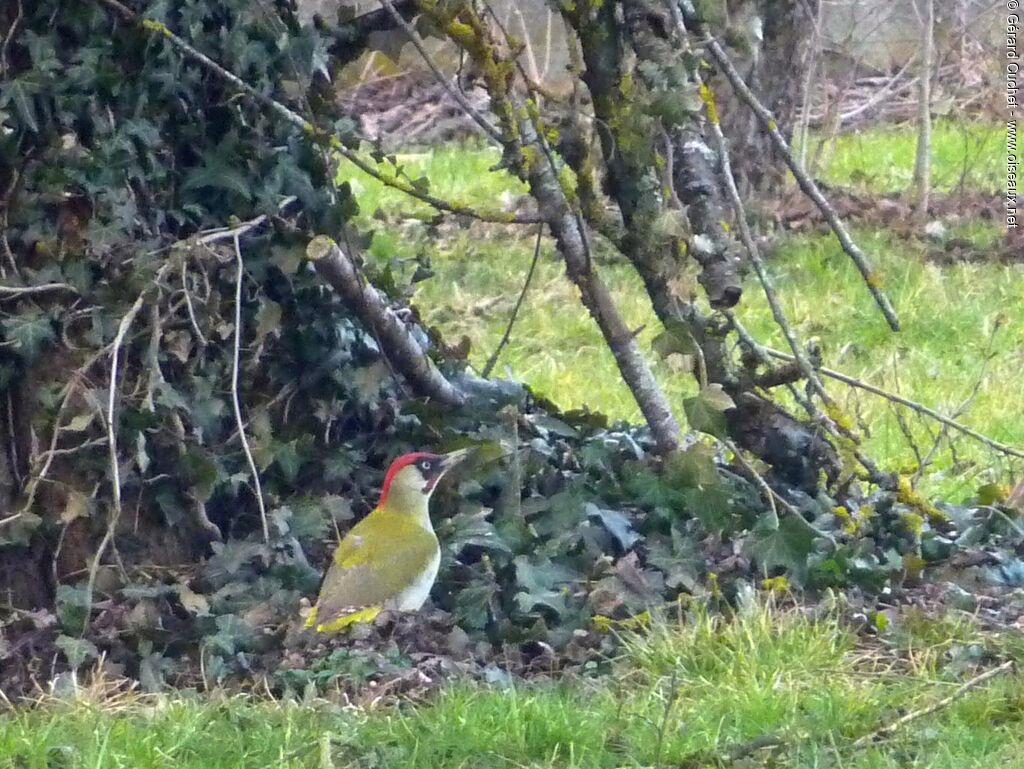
309;513;437;634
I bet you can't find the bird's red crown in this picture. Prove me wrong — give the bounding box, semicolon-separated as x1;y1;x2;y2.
379;452;436;504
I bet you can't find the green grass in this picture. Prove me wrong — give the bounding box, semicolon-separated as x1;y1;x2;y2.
339;122;1017;501
814;119;1006;194
4;606;1023;767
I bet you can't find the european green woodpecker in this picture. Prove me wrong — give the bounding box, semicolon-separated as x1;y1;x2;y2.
306;448;470;634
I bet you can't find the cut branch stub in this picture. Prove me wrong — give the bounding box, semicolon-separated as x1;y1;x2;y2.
305;235;466;408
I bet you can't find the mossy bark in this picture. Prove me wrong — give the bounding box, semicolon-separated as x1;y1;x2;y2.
564;0;837;492
421;0;683;455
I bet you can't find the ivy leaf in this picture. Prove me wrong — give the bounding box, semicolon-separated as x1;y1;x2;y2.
54;584;92;634
526;414;579;439
254;300;282;344
138;642;178;693
453;574;499;630
273;440;302;483
666;444;722;488
270;243;304;273
683;384;735;438
180;446;220;502
443;508;510;555
513;555;574;617
527;488;586;537
352;361;389;402
65;413;95;432
61;490;91;524
651;325;697;359
24;31;61;74
182;154;253;199
683;484;741;534
321;494;354;524
0;76;40;132
175;583;210;616
205;614;259;656
747;516;816;584
647;527;703;592
281;498;332;543
1;309;55;361
586;503;640;550
324;450;364;482
55;635;99;668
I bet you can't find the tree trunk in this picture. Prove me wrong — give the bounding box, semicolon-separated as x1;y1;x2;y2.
715;0;815;193
562;0;839;492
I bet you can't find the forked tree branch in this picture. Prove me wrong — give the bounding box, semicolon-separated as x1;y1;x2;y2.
435;4;682;454
677;0;901;332
759;347;1024;461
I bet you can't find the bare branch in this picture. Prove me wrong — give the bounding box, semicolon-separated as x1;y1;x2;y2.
84;284;151;630
849;661;1014;751
426;2;681;453
678;2;901;332
181;259;209;347
0;283;79;299
759;347;1024;461
306;236;467;408
481;224;544;378
379;0;502;143
230;234;270;543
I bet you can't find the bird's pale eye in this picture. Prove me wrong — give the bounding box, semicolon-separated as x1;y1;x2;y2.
421;460;432;471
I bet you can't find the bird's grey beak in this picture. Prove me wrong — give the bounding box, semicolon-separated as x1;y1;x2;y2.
442;447;472;467
423;447;473;493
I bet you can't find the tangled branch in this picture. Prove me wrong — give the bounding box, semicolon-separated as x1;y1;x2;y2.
678;1;901;332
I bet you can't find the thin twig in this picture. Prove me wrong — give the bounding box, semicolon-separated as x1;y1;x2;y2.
758;347;1024;461
678;3;900;332
180;259;208;346
379;0;502;143
481;223;544;378
702;86;830;413
0;0;22;79
0;159;24;278
193;196;295;246
231;234;270;542
980;505;1024;540
0;282;78;298
913;319;1001;483
723;437;835;542
699;75;882;496
848;660;1014;751
83;287;150;633
335;144;542;224
14;318;131;522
